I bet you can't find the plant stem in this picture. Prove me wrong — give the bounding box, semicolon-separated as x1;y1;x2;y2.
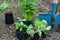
7;0;14;13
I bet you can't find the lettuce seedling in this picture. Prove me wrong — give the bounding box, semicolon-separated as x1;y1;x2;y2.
0;0;9;14
26;18;51;37
34;19;51;37
15;17;27;32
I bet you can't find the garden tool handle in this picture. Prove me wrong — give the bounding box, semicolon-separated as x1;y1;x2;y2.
51;0;58;15
51;0;58;28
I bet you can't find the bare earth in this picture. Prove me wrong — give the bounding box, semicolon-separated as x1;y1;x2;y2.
0;0;60;40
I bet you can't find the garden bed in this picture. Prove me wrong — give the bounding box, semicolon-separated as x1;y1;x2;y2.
0;0;60;40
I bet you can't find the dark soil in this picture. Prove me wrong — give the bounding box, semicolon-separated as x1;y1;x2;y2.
0;0;60;40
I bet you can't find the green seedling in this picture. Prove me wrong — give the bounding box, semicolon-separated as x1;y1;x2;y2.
15;0;51;38
15;17;27;32
18;0;40;21
26;18;51;37
15;17;51;38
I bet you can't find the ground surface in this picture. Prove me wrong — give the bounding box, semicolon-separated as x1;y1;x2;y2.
0;0;60;40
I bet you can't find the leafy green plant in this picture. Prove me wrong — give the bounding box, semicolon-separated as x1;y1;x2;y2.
26;18;51;37
18;0;40;21
0;0;9;14
15;17;51;37
15;0;51;38
15;17;27;32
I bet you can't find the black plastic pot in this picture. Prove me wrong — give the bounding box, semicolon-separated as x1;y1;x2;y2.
31;33;39;40
23;21;32;26
5;12;14;25
42;32;46;38
31;32;46;40
16;30;29;40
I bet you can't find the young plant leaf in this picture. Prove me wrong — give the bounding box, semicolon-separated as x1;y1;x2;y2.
17;17;26;21
41;20;47;26
27;25;35;37
0;9;3;14
0;1;9;14
27;25;33;31
19;27;23;32
39;25;46;31
27;29;35;37
0;1;9;10
46;26;51;30
15;23;20;30
34;18;41;28
18;0;25;5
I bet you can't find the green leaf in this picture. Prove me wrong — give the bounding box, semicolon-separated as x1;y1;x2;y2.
27;25;35;37
22;19;26;21
16;26;19;30
20;28;23;32
41;20;47;26
0;9;3;14
26;9;30;12
46;26;51;30
32;0;39;3
34;18;41;28
0;1;9;10
27;29;35;37
20;22;24;25
27;25;33;31
0;1;9;14
39;25;46;31
17;17;26;21
17;17;22;21
38;20;47;31
18;0;25;5
15;23;20;30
